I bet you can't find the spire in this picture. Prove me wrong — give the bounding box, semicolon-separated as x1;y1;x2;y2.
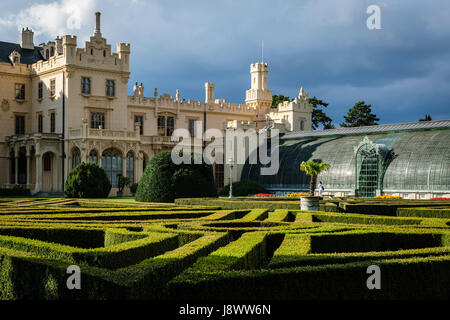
298;86;308;99
261;40;264;63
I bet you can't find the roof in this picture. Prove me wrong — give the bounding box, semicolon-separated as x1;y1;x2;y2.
283;119;450;140
0;41;45;65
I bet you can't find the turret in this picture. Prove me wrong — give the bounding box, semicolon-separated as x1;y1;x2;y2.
117;43;130;61
245;62;272;110
62;35;77;61
250;62;268;90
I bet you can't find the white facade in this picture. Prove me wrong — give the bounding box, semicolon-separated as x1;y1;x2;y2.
0;12;313;195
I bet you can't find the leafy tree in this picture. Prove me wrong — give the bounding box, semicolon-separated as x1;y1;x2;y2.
117;175;130;193
135;151;217;202
271;94;291;108
308;96;334;130
419;114;432;122
300;160;330;196
341;101;379;127
65;162;111;198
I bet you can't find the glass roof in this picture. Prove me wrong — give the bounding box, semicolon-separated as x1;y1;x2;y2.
242;124;450;192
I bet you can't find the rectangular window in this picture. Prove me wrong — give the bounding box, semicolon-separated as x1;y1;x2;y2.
91;112;105;129
50;112;56;133
50;79;56;97
81;77;91;94
157;116;175;136
189;119;196;137
157;116;165;136
134;115;143;135
126;154;135;185
166;116;174;136
214;164;224;188
15;84;25;100
38;114;43;133
106;80;115;97
15;115;25;134
38;81;43;99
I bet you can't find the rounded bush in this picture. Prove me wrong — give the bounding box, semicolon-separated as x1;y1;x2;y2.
135;151;217;202
218;179;267;197
65;162;111;198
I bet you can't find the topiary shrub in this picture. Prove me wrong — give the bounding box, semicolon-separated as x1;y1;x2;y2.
218;179;268;197
65;162;111;198
135;151;217;203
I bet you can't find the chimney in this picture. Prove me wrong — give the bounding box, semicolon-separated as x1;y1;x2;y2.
205;82;215;104
20;28;34;50
94;12;101;35
55;37;63;55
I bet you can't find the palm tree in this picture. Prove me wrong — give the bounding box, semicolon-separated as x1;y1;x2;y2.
300;161;330;196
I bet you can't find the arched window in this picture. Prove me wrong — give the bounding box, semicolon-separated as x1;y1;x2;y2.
89;150;98;164
126;152;134;184
300;120;305;131
102;148;122;187
46;49;49;59
71;148;81;170
50;47;55;57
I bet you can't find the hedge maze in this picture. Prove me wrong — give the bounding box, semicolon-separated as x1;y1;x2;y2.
0;198;449;300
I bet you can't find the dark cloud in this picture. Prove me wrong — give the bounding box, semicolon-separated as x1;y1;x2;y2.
1;0;449;125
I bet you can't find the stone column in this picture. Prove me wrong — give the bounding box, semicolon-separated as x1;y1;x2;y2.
6;152;11;185
98;153;102;168
34;154;42;194
122;154;127;177
56;154;64;192
15;152;19;185
26;153;31;186
136;152;143;182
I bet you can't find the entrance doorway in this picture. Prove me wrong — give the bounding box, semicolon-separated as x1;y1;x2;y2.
42;152;54;192
356;144;378;198
18;148;27;185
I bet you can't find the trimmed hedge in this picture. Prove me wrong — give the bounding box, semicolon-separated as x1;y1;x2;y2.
0;188;31;197
397;207;450;219
136;151;217;203
167;255;450;300
65;162;111;198
0;198;449;300
218;180;268;197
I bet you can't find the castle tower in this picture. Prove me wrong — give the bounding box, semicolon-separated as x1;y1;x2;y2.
245;62;273;129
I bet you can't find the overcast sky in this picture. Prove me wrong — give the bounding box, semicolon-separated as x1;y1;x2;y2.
1;0;449;126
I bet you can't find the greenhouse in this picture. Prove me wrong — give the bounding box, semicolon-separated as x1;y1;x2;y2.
241;120;450;199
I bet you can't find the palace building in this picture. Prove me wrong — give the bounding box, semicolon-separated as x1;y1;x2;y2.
0;12;311;195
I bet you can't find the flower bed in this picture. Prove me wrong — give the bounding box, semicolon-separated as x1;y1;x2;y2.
375;195;403;199
287;192;310;198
